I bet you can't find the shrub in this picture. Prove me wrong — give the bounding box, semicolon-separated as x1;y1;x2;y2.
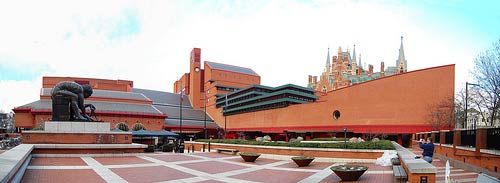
115;122;129;131
144;145;154;152
132;123;146;131
162;144;174;152
310;138;347;141
195;139;394;150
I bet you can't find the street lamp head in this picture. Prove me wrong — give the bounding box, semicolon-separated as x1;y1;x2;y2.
208;79;215;83
343;127;347;132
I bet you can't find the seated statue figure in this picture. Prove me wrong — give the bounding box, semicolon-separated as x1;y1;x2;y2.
51;81;94;121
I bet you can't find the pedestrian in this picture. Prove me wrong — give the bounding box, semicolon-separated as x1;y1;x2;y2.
419;137;435;163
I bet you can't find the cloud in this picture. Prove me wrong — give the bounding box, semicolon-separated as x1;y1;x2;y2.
0;0;498;112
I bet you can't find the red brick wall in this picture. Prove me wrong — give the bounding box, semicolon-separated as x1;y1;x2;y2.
207;65;454;134
413;141;500;175
15;112;165;131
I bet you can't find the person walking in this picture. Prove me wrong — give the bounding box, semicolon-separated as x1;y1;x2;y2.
419;137;435;163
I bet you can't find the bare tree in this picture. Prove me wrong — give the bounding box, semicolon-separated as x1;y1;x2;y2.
454;89;467;129
427;96;455;131
472;38;500;126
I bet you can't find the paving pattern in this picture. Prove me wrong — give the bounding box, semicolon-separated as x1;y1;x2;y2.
410;147;479;183
21;152;394;183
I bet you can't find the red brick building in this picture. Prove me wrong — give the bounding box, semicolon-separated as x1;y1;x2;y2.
13;77;218;138
177;44;454;145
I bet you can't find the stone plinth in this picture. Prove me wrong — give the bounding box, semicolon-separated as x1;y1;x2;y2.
45;121;110;132
22;121;132;144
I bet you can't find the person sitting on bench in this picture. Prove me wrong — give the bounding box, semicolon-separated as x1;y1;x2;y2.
51;81;94;121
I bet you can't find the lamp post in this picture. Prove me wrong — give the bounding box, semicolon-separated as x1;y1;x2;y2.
204;80;215;139
343;127;347;149
465;82;480;130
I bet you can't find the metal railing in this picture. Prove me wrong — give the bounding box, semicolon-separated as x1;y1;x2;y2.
445;131;454;144
460;130;476;147
486;128;500;150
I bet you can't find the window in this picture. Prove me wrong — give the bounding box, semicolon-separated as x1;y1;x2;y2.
333;110;341;120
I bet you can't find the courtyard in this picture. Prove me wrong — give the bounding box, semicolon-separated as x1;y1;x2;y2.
20;148;478;183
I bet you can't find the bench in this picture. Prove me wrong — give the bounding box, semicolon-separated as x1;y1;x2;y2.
393;165;408;183
391;157;401;165
215;148;239;155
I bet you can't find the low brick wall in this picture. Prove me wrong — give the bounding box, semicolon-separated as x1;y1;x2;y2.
29;143;147;154
393;142;437;183
22;131;132;144
184;141;385;159
412;140;500;179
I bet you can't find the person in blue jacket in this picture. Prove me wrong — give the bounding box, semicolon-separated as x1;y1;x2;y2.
419;137;435;163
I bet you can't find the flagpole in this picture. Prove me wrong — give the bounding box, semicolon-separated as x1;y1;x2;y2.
180;81;183;140
224;93;228;139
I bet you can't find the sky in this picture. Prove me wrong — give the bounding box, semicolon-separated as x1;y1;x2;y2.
0;0;499;112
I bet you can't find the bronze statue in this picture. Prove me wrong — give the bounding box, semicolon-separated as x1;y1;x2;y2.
51;81;95;121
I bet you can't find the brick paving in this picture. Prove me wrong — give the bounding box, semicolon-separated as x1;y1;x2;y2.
22;169;106;183
29;157;87;166
93;156;154;165
19;152;414;183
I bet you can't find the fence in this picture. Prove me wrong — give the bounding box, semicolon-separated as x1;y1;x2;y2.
460;130;476;147
433;132;440;144
486;128;500;150
445;131;454;145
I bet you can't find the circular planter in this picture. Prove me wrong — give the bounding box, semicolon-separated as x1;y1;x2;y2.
291;156;315;167
330;165;368;181
239;152;261;162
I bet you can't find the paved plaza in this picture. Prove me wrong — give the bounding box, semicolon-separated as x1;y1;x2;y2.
19;148;479;183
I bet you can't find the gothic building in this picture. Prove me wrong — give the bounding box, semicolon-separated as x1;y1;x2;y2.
308;36;407;92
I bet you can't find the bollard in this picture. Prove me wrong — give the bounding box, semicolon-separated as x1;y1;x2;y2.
202;144;205;152
192;144;195;153
208;142;211;152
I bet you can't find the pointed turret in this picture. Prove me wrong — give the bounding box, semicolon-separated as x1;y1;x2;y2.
396;36;407;73
326;47;331;66
325;47;331;72
352;44;357;62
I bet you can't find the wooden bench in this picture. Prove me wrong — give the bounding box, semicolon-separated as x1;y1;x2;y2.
391;157;401;165
393;165;408;183
215;148;239;155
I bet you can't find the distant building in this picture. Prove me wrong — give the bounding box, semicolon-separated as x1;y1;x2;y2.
175;46;454;145
13;77;218;138
308;36;407;92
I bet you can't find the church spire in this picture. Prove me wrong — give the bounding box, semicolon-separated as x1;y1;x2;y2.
399;36;405;61
397;36;407;73
326;47;331;66
352;44;357;62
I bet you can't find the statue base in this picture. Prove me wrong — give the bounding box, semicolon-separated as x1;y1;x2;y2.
21;121;146;154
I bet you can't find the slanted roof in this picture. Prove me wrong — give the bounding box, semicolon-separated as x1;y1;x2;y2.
154;105;212;121
133;88;192;107
205;61;259;76
165;119;219;129
17;100;164;116
42;88;150;102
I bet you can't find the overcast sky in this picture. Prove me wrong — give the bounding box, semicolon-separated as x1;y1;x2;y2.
1;0;499;112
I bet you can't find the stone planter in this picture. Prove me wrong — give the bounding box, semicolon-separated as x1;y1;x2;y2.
239;152;261;162
291;156;315;167
330;165;368;181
